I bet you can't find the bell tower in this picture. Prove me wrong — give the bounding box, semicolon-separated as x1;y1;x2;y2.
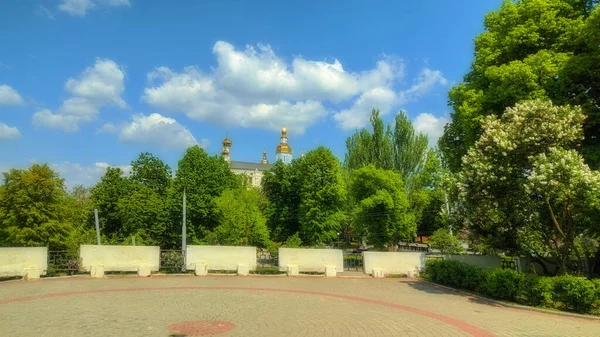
275;126;293;164
221;135;232;163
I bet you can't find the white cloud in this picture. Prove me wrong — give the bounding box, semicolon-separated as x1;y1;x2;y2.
143;41;431;133
413;113;450;147
58;0;130;17
35;4;56;20
51;161;131;187
0;123;21;140
114;113;203;150
398;68;448;104
32;58;126;132
333;87;397;130
0;85;24;105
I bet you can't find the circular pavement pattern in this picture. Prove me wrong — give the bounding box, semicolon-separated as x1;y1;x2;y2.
0;276;598;337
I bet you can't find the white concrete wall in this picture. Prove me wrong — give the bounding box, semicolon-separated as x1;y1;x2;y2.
363;251;426;275
0;247;48;277
443;255;502;269
186;245;257;271
278;248;343;272
79;245;160;272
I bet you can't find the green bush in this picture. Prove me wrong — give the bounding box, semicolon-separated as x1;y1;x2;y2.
519;275;554;307
424;259;485;292
425;259;600;315
553;275;597;313
482;268;523;302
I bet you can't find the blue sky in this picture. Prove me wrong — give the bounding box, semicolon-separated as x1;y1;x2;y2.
0;0;502;187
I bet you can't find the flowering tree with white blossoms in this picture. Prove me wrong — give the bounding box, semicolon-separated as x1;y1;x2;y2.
457;99;600;274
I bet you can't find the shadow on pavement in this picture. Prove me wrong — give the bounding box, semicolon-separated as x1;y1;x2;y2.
404;280;505;308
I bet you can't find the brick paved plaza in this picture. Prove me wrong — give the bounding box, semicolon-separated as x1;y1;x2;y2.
0;275;598;337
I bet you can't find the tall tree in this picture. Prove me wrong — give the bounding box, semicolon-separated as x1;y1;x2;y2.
440;0;600;171
350;165;414;250
295;147;347;246
345;109;428;184
169;145;239;244
0;164;72;249
261;161;301;242
130;152;172;196
117;184;169;246
208;188;270;247
90;167;131;241
457;100;600;273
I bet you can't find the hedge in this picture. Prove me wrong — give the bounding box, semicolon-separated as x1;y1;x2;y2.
424;259;600;315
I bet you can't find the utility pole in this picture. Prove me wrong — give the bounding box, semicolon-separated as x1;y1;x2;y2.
94;209;101;245
182;188;187;253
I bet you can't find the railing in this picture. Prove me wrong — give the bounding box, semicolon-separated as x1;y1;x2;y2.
398;243;430;252
159;250;186;273
48;250;80;276
501;257;518;271
257;249;278;268
343;252;363;271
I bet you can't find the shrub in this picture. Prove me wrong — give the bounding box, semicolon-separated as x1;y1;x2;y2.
519;275;554;307
553;275;597;313
482;268;524;302
424;259;485;292
426;259;599;314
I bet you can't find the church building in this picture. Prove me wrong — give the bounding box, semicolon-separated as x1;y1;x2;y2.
221;126;293;188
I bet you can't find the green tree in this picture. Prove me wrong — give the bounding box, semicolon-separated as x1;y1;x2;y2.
130;152;172;196
169;145;240;244
457;100;600;272
296;147;347;246
0;164;72;249
208;188;270;247
117;184;169;246
429;228;464;255
440;0;600;171
350;165;415;250
90;167;131;241
262;161;301;242
345;109;394;171
344;109;427;182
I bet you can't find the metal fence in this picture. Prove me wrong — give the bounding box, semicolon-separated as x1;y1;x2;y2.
159;250;186;273
257;249;278;268
48;250;80;275
343;252;364;271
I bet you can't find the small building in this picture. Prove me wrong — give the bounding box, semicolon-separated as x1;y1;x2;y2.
221;126;293;188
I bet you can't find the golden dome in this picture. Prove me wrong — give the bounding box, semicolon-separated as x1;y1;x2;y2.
276;143;292;154
221;147;230;156
222;135;232;147
281;126;287;135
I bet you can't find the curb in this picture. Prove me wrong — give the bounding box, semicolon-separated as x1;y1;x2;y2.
421;279;600;322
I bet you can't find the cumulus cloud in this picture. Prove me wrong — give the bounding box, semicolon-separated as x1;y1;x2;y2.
413;112;450;147
58;0;130;17
101;113;204;150
0;85;24;105
0;123;21;140
32;58;126;132
51;161;131;187
143;41;443;133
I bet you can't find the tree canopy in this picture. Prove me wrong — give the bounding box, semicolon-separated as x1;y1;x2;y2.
440;0;600;171
456;99;600;272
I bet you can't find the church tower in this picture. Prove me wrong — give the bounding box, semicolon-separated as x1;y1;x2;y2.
221;135;232;163
275;126;293;164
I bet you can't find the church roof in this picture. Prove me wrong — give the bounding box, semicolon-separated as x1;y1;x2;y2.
230;161;273;171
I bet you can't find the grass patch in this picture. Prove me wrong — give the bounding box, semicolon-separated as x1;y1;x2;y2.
207;270;237;275
386;273;407;278
250;267;285;275
300;271;325;275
